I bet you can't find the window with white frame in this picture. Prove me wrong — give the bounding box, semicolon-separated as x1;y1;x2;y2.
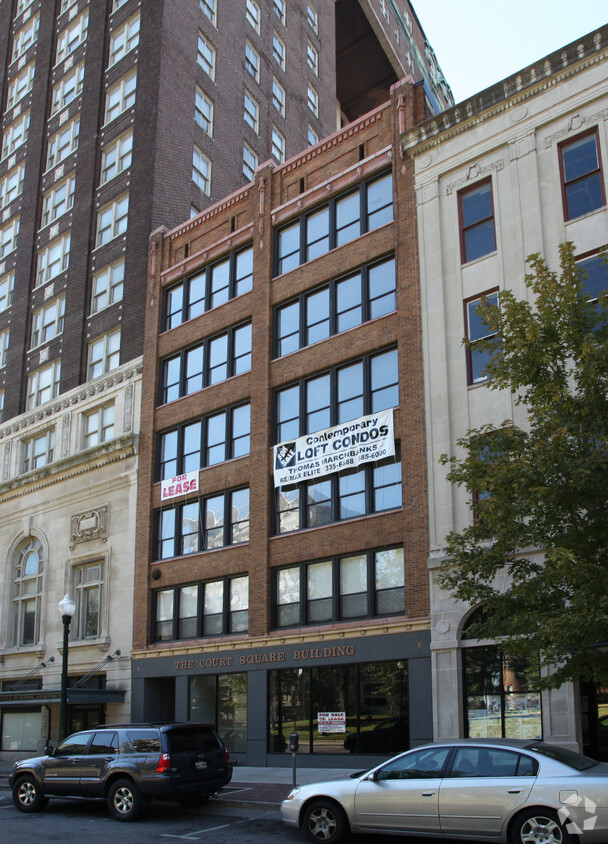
243;91;259;133
0;163;25;209
273;33;285;69
51;62;84;114
46;118;79;169
200;0;216;25
83;403;115;448
55;11;88;64
36;233;70;286
13;537;44;646
273;0;285;25
2;112;30;159
40;174;75;228
73;561;104;639
197;32;216;80
100;130;133;184
108;12;140;66
272;77;285;115
245;40;260;81
88;329;120;378
16;0;36;15
0;273;14;313
307;125;319;146
307;83;318;117
195;88;213;135
26;360;61;409
245;0;260;33
11;15;39;63
272;126;285;163
91;258;124;313
30;295;65;348
379;0;389;19
0;328;9;368
0;217;19;259
0;390;3;423
104;70;137;124
307;42;318;75
59;0;77;12
243;143;257;181
192;147;211;194
112;0;129;10
96;193;129;246
307;3;318;34
23;429;55;472
7;62;35;110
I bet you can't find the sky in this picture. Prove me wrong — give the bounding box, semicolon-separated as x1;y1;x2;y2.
415;1;607;104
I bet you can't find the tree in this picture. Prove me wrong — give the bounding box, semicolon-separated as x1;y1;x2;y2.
439;242;608;688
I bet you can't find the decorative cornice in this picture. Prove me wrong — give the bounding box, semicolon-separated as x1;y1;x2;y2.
544;108;608;147
169;188;251;241
446;160;504;195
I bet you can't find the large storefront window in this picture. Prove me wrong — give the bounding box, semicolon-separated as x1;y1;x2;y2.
1;710;42;751
269;660;408;755
463;646;541;739
190;672;247;753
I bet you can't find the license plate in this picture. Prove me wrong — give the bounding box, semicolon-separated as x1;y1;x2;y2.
195;760;207;769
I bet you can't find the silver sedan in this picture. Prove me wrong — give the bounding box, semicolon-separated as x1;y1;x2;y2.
280;739;608;843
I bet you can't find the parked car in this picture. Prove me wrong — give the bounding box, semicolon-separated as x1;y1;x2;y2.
10;722;232;821
281;738;608;843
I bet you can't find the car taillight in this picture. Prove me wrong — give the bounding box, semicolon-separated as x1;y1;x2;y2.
224;747;230;763
156;753;171;773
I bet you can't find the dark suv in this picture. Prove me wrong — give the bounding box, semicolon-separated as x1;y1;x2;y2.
10;722;232;821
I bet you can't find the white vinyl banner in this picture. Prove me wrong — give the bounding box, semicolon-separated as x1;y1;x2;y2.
273;408;394;487
161;470;200;501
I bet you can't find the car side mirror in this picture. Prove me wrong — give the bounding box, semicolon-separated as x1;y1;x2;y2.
44;744;54;756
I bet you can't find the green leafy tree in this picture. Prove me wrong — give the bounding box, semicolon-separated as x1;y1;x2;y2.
439;242;608;688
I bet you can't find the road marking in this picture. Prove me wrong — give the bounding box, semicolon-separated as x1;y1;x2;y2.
162;824;231;839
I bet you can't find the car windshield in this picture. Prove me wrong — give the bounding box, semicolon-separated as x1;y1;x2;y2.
526;741;599;771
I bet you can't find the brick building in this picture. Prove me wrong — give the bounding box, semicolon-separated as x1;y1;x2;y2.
133;78;431;766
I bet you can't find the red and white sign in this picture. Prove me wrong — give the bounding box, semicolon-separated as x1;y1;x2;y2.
317;712;346;733
161;470;199;501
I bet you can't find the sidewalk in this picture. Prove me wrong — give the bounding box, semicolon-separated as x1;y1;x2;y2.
0;760;362;810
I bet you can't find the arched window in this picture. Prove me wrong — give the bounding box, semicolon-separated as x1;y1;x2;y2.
461;607;542;740
13;537;43;645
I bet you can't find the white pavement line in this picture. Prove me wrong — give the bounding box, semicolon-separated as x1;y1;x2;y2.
162;824;231;839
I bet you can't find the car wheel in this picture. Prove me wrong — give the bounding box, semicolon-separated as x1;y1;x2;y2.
177;794;210;808
303;799;348;843
511;808;574;844
12;775;48;813
107;778;144;822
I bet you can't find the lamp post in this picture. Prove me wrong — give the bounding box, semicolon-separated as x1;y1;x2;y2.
58;593;76;740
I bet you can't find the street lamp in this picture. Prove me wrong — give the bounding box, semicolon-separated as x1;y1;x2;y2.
58;593;76;740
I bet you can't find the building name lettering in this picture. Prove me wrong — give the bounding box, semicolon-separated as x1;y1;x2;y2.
173;644;356;672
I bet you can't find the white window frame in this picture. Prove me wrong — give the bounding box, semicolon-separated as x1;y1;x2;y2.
0;217;20;259
112;0;129;10
104;70;137;124
7;62;35;110
36;233;71;287
83;403;115;448
100;130;133;184
96;193;129;247
51;62;85;114
0;328;9;368
0;163;25;210
11;15;40;63
197;32;216;80
27;360;61;409
30;295;66;349
245;40;260;82
40;173;75;228
0;273;15;313
273;33;285;69
245;0;260;33
16;0;36;15
273;0;286;25
12;537;44;646
91;258;124;313
2;112;30;159
272;77;285;116
200;0;217;25
55;11;89;65
307;3;319;34
243;143;258;181
23;429;55;471
72;560;105;639
307;42;318;75
108;12;140;66
244;91;259;133
195;88;214;136
307;126;319;146
272;125;285;163
192;146;211;194
46;118;79;169
307;82;318;117
88;329;121;379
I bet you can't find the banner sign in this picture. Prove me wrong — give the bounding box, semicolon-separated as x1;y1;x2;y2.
161;470;199;501
317;712;346;733
273;408;394;487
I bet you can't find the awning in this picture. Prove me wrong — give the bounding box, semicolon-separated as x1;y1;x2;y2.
0;688;125;707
